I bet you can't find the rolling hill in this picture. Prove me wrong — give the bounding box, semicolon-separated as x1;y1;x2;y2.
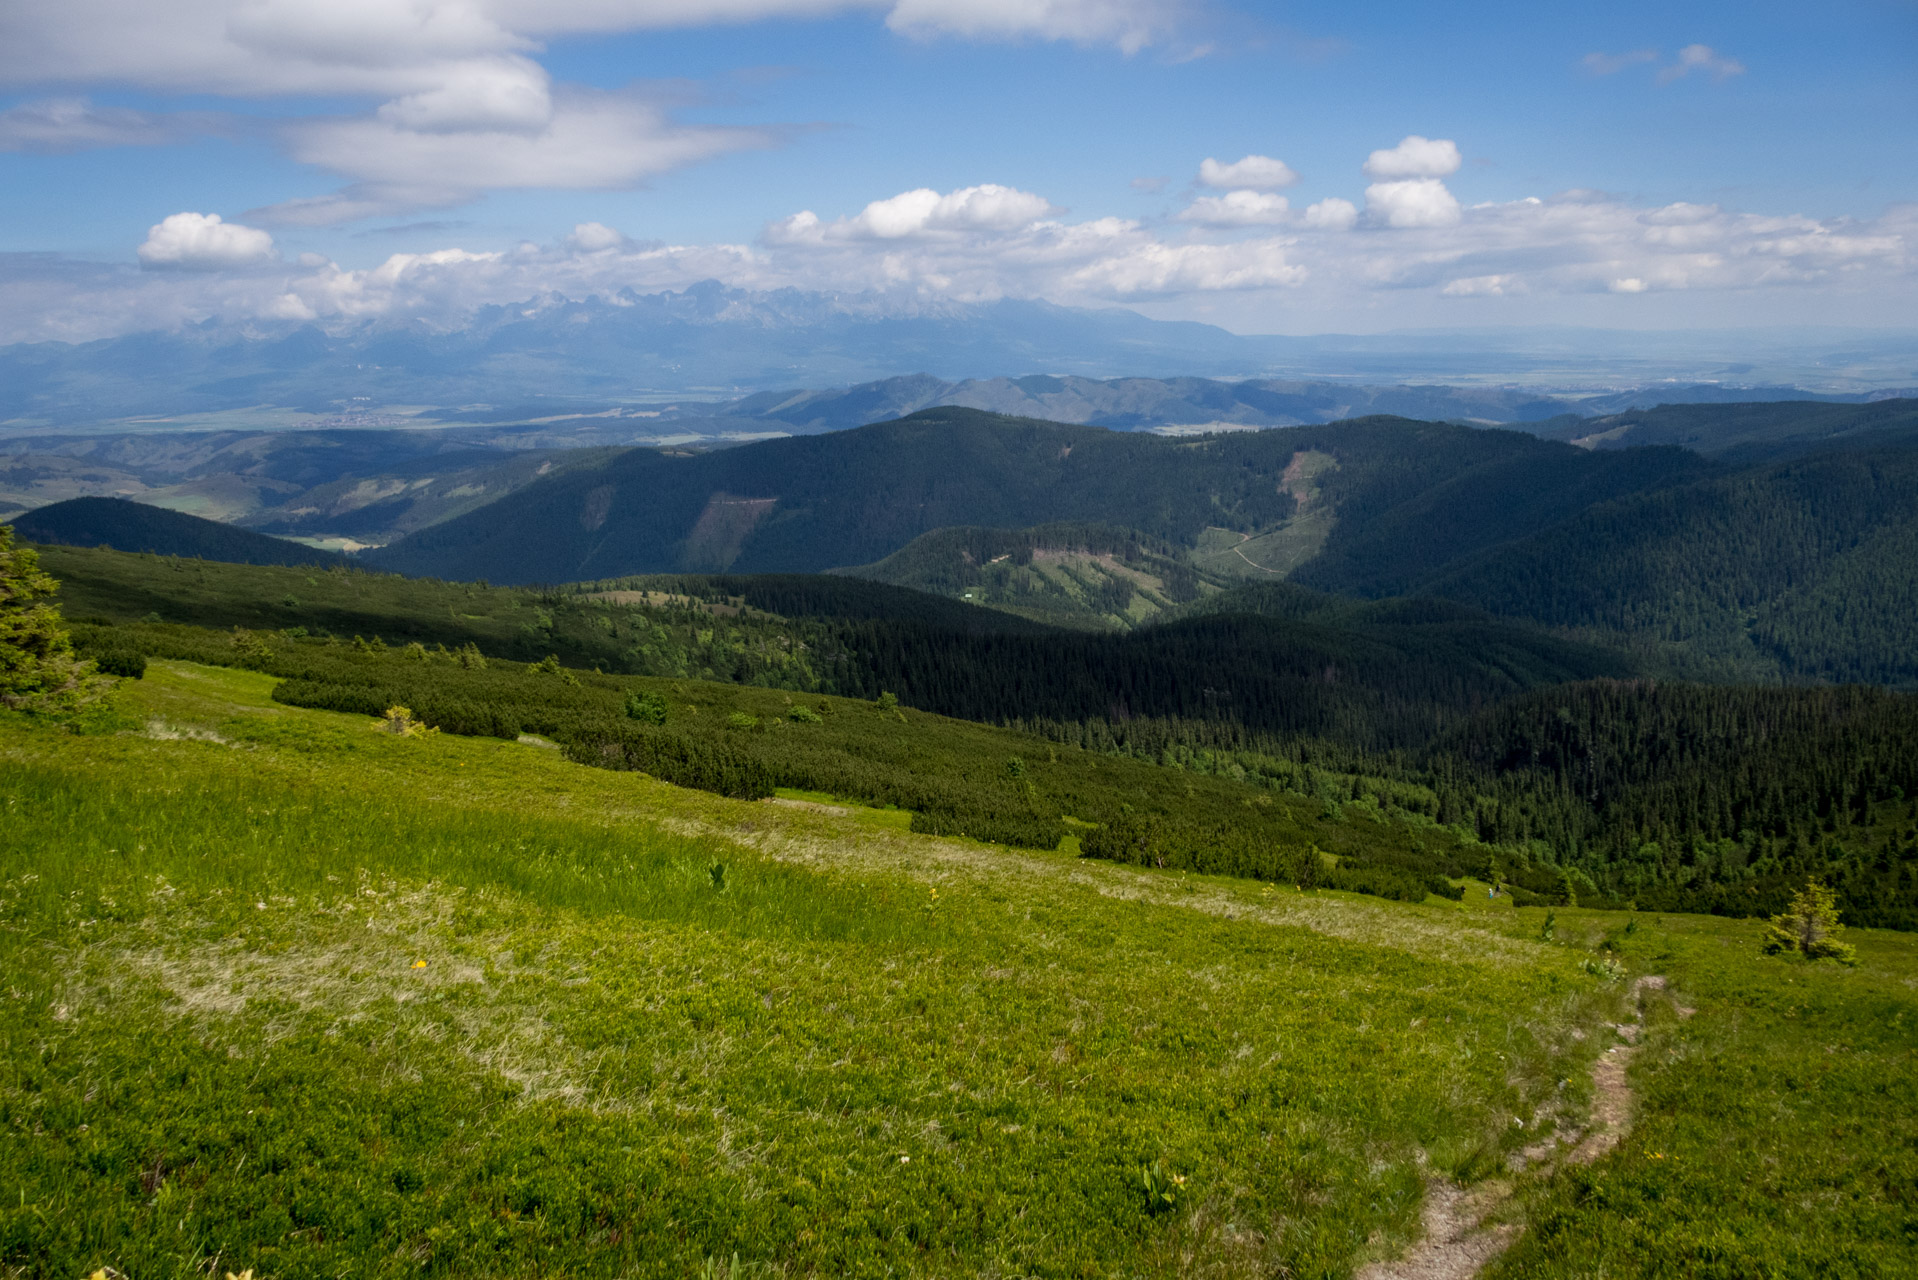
1529;396;1918;459
10;497;347;568
364;409;1706;585
0;427;611;546
1421;440;1918;685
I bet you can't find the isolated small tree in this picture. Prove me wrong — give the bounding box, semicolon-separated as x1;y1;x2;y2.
1763;880;1857;965
0;524;102;712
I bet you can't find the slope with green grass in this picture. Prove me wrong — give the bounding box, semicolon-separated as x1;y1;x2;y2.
0;662;1605;1279
5;660;1913;1278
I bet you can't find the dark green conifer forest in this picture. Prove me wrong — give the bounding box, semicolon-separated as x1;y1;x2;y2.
18;398;1918;933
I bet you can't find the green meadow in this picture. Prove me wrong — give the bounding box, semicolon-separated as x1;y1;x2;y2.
2;662;1913;1277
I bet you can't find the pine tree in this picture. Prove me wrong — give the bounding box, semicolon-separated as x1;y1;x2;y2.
1762;880;1858;965
0;525;102;712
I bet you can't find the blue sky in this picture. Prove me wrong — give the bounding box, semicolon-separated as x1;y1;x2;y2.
0;0;1912;340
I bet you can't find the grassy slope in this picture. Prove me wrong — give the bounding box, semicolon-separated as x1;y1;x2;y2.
1488;908;1918;1279
4;666;1914;1277
0;665;1584;1278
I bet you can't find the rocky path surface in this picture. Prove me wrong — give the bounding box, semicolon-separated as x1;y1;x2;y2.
1359;975;1684;1280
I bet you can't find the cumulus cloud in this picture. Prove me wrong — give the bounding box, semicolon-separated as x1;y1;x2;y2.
1068;239;1305;294
1659;44;1745;83
1178;190;1289;227
1302;197;1358;231
1197;155;1297;190
136;212;276;269
768;184;1058;242
567;221;627;252
1364;178;1461;229
1362;135;1461;180
3;166;1912;342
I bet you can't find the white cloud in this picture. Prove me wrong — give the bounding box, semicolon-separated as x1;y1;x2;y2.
1068;239;1305;294
567;221;626;251
3;172;1912;342
0;0;1172;97
136;212;276;269
0;97;220;153
1362;135;1462;180
885;0;1178;53
1659;43;1745;83
1197;155;1297;190
0;0;1177;223
1582;49;1658;76
1302;197;1358;231
253;87;777;224
1178;190;1289;227
1441;273;1516;297
1364;178;1461;229
768;183;1058;242
375;57;554;133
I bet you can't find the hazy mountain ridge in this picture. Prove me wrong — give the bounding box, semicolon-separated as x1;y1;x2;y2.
4;281;1911;429
0;427;610;544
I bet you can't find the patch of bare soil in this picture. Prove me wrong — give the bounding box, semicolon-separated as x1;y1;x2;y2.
1355;1179;1517;1280
1360;975;1679;1279
761;797;849;816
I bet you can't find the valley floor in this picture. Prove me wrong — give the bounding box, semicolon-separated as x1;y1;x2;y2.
1;664;1911;1278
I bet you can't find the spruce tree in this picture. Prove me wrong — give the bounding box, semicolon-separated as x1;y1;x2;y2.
1762;880;1858;965
0;525;102;712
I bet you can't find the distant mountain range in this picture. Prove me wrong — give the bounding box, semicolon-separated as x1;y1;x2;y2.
356;402;1918;686
12;388;1909;544
3;282;1912;429
694;373;1904;438
13;399;1916;686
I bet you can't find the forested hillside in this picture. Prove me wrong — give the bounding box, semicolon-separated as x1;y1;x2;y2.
365;409;1703;583
13;497;346;568
16;533;1913;927
63;610;1918;930
1425;443;1918;685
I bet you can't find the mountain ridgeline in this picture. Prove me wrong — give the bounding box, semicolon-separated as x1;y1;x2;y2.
361;401;1918;685
366;408;1706;584
11;497;347;568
